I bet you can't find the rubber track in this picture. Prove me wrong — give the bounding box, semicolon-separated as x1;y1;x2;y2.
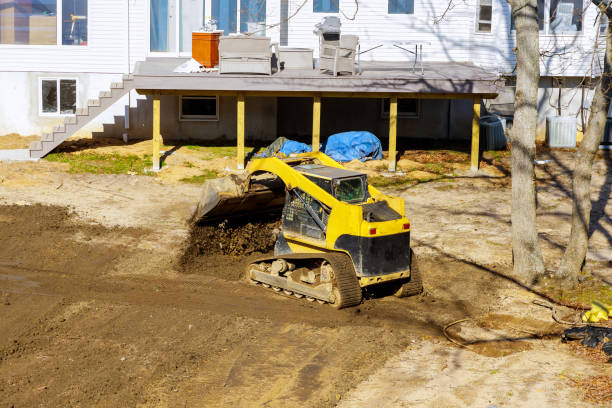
395;267;423;297
248;252;362;308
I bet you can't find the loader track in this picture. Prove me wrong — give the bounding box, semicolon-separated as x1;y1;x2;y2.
247;252;362;309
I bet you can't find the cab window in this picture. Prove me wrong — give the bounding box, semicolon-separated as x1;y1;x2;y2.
305;175;332;195
334;177;366;203
282;189;328;240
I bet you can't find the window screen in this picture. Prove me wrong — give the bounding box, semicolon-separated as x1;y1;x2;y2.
41;80;58;113
477;0;492;32
0;0;57;45
180;96;218;120
549;0;582;32
313;0;339;13
388;0;414;14
59;80;77;114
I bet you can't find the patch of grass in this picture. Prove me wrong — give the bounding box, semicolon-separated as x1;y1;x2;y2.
183;161;195;168
369;176;418;188
423;163;447;174
179;169;220;184
45;152;154;175
539;274;612;308
369;174;442;188
184;145;255;159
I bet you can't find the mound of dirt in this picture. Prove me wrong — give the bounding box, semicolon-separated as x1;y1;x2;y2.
179;214;281;279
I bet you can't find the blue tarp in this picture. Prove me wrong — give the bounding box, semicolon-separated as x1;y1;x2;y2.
323;131;383;162
279;140;312;155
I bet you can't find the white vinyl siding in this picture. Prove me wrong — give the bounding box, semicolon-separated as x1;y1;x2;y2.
0;0;604;78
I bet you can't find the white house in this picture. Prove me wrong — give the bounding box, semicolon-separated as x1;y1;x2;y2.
0;0;606;159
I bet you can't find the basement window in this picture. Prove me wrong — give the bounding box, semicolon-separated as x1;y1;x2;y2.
39;78;77;116
179;96;219;121
381;98;419;119
476;0;492;32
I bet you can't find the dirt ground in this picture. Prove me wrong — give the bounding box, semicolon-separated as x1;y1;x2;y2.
0;136;611;407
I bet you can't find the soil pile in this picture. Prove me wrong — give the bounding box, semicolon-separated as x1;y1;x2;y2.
179;213;281;279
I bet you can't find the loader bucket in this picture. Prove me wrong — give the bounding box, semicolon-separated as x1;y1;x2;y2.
191;172;286;224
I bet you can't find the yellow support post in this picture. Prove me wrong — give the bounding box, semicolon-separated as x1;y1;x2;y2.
152;93;161;171
312;95;321;152
471;97;481;172
237;93;245;170
388;96;398;172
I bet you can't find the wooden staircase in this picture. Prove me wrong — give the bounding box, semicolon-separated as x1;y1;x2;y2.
29;74;135;159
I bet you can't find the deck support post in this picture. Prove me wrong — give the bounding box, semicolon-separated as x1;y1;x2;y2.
471;96;481;172
312;95;321;152
152;93;161;171
388;96;398;172
237;93;245;169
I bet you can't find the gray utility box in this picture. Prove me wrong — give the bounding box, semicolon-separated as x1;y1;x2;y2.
547;116;577;148
278;48;314;70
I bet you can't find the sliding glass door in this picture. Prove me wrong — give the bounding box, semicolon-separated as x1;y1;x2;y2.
180;0;205;52
212;0;237;35
240;0;266;34
150;0;204;54
212;0;265;35
150;0;267;54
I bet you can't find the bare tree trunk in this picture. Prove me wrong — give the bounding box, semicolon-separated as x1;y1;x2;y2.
557;16;612;281
507;0;546;283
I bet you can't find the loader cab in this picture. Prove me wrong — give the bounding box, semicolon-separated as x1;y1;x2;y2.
278;164;368;243
293;164;368;204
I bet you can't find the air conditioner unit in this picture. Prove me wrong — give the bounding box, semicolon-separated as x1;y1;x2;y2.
480;115;507;150
547;116;576;148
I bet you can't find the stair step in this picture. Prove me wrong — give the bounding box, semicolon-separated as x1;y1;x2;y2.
88;99;100;107
53;124;66;133
30;150;44;159
42;140;57;150
110;82;123;89
41;133;53;142
99;90;112;98
63;116;77;124
122;74;134;82
30;141;42;151
76;107;89;116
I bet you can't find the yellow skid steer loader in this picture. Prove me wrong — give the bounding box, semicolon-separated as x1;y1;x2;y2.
192;152;422;308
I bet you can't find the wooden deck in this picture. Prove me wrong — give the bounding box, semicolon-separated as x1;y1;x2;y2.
134;58;499;172
133;58;501;97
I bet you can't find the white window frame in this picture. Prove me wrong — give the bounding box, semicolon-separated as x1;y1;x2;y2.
179;95;219;121
381;98;420;119
38;77;79;117
476;0;492;33
0;0;89;49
